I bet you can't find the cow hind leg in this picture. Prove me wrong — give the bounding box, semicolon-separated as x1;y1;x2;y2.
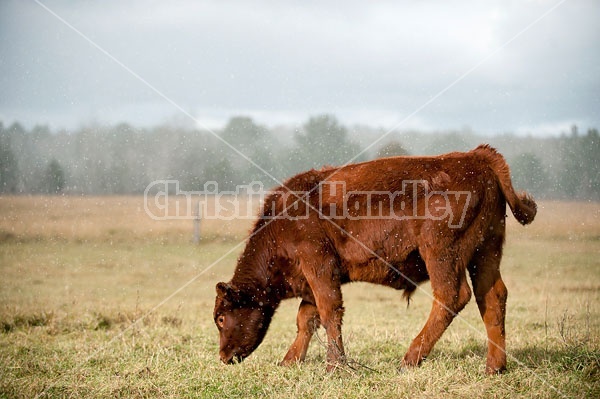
280;300;320;366
468;238;508;374
402;249;472;368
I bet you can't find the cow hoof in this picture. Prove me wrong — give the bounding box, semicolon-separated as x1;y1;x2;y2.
398;359;419;374
485;365;506;375
278;359;295;367
397;365;409;374
401;353;425;368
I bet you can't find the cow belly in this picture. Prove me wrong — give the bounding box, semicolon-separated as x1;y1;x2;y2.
345;250;429;290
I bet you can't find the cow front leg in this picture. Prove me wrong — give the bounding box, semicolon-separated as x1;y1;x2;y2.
318;297;345;372
302;260;346;371
280;300;320;366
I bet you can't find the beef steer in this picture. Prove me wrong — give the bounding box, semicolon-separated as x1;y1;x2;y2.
214;144;536;374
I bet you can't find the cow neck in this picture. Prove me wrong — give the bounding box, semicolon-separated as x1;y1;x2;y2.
230;229;283;308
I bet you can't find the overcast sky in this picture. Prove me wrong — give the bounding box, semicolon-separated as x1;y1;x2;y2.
1;0;599;136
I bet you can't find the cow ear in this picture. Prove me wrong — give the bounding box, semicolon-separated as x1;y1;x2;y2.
216;282;231;298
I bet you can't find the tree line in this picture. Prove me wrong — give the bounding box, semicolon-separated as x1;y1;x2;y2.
0;116;598;200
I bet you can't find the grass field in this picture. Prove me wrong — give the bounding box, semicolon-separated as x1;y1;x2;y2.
0;196;598;398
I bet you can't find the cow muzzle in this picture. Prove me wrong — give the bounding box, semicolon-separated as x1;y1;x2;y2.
220;351;244;365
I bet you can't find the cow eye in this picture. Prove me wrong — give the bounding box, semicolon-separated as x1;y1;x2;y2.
217;315;225;328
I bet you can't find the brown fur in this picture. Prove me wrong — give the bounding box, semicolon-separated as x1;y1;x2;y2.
214;144;536;374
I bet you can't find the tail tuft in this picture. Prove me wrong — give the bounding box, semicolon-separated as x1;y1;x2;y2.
513;192;537;225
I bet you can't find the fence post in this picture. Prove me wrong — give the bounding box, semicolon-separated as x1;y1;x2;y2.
193;201;201;244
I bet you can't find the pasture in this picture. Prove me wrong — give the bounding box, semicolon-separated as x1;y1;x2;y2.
0;196;598;398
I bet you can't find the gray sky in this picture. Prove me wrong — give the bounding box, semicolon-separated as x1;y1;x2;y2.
1;0;599;135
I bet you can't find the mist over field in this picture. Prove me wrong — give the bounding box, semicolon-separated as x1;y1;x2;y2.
1;117;599;201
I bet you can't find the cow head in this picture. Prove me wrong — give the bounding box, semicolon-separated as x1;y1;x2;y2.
214;282;274;364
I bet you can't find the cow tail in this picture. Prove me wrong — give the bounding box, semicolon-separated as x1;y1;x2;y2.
475;144;537;225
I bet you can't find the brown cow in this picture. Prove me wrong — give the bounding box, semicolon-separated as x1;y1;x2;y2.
214;144;536;374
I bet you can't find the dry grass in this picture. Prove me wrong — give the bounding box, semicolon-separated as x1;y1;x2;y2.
0;195;258;244
0;196;598;398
